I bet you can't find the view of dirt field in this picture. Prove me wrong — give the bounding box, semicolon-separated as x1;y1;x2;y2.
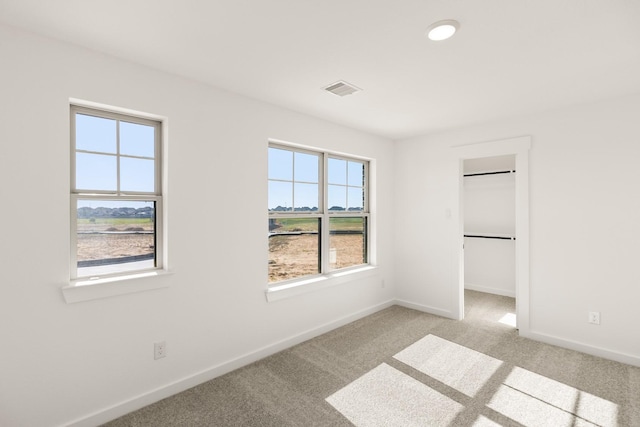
77;234;154;261
76;218;154;261
76;215;363;280
268;234;365;283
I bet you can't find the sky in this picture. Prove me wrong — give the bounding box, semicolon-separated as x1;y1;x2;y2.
75;112;156;210
75;114;365;212
75;113;155;192
268;147;365;211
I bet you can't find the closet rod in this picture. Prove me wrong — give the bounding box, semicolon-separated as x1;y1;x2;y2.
464;170;515;177
464;234;516;241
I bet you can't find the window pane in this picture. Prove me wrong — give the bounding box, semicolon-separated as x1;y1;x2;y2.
294;152;319;183
348;161;365;187
76;199;156;277
121;157;155;193
75;113;117;154
294;182;318;211
347;186;364;211
268;218;319;282
329;217;367;270
268;147;293;181
269;181;292;211
76;152;117;191
328;184;346;211
120;121;155;158
328;158;347;185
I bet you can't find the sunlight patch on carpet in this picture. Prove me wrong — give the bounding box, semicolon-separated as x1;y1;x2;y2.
393;334;503;397
491;366;619;427
329;334;619;427
472;415;503;426
498;313;517;327
488;384;598;427
326;363;463;426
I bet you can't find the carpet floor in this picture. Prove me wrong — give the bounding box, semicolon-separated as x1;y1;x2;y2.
104;291;640;426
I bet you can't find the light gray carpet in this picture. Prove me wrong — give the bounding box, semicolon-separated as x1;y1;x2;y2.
104;291;640;426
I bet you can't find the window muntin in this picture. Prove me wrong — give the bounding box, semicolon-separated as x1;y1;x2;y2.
75;199;156;277
75;113;117;153
75;152;118;191
268;147;320;212
268;218;320;283
71;106;162;280
327;157;365;211
329;217;367;270
268;143;369;284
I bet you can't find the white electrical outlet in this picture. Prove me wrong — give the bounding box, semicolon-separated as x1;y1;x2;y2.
154;341;166;359
588;312;600;325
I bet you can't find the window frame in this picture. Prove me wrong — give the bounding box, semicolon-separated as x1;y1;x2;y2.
268;142;370;286
70;105;164;281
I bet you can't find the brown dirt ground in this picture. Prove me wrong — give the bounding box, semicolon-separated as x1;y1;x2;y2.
77;234;154;261
268;234;365;283
78;233;363;278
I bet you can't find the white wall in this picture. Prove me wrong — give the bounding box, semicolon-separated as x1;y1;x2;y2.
464;172;515;235
3;20;640;427
463;237;516;297
0;25;395;427
464;170;516;297
395;92;640;366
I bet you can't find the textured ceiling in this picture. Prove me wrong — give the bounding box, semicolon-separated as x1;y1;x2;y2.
1;0;639;139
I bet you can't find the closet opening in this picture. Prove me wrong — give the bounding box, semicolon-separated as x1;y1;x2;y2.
462;155;517;328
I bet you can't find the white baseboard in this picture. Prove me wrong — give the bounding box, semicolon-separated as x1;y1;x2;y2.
394;299;455;319
521;330;640;368
395;299;640;368
465;283;515;298
65;299;396;427
64;298;640;426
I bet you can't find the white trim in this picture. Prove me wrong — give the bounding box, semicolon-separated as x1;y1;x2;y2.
521;330;640;368
267;141;371;287
394;299;455;320
62;269;172;303
64;299;395;427
464;283;516;298
268;137;372;163
266;265;378;302
452;135;531;154
396;298;640;368
69;98;167;122
453;135;531;333
60;299;640;426
70;103;165;283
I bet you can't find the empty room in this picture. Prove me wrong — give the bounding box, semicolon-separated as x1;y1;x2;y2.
1;1;639;426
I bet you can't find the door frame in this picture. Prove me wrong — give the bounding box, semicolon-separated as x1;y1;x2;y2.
453;136;531;334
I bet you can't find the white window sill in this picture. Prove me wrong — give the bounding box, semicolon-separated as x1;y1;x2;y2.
265;265;378;302
62;269;172;303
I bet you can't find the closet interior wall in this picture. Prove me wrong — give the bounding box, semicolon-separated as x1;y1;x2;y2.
463;155;516;297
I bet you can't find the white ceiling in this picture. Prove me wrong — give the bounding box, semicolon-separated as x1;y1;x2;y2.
1;0;639;140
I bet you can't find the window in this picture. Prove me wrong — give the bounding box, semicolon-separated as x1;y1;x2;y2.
71;105;163;280
268;143;369;284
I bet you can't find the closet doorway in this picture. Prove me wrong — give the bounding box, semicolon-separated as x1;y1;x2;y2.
453;136;530;334
463;155;517;327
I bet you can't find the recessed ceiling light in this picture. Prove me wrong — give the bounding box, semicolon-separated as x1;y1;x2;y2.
426;20;460;41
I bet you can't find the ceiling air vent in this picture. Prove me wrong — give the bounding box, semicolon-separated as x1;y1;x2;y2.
323;80;362;97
